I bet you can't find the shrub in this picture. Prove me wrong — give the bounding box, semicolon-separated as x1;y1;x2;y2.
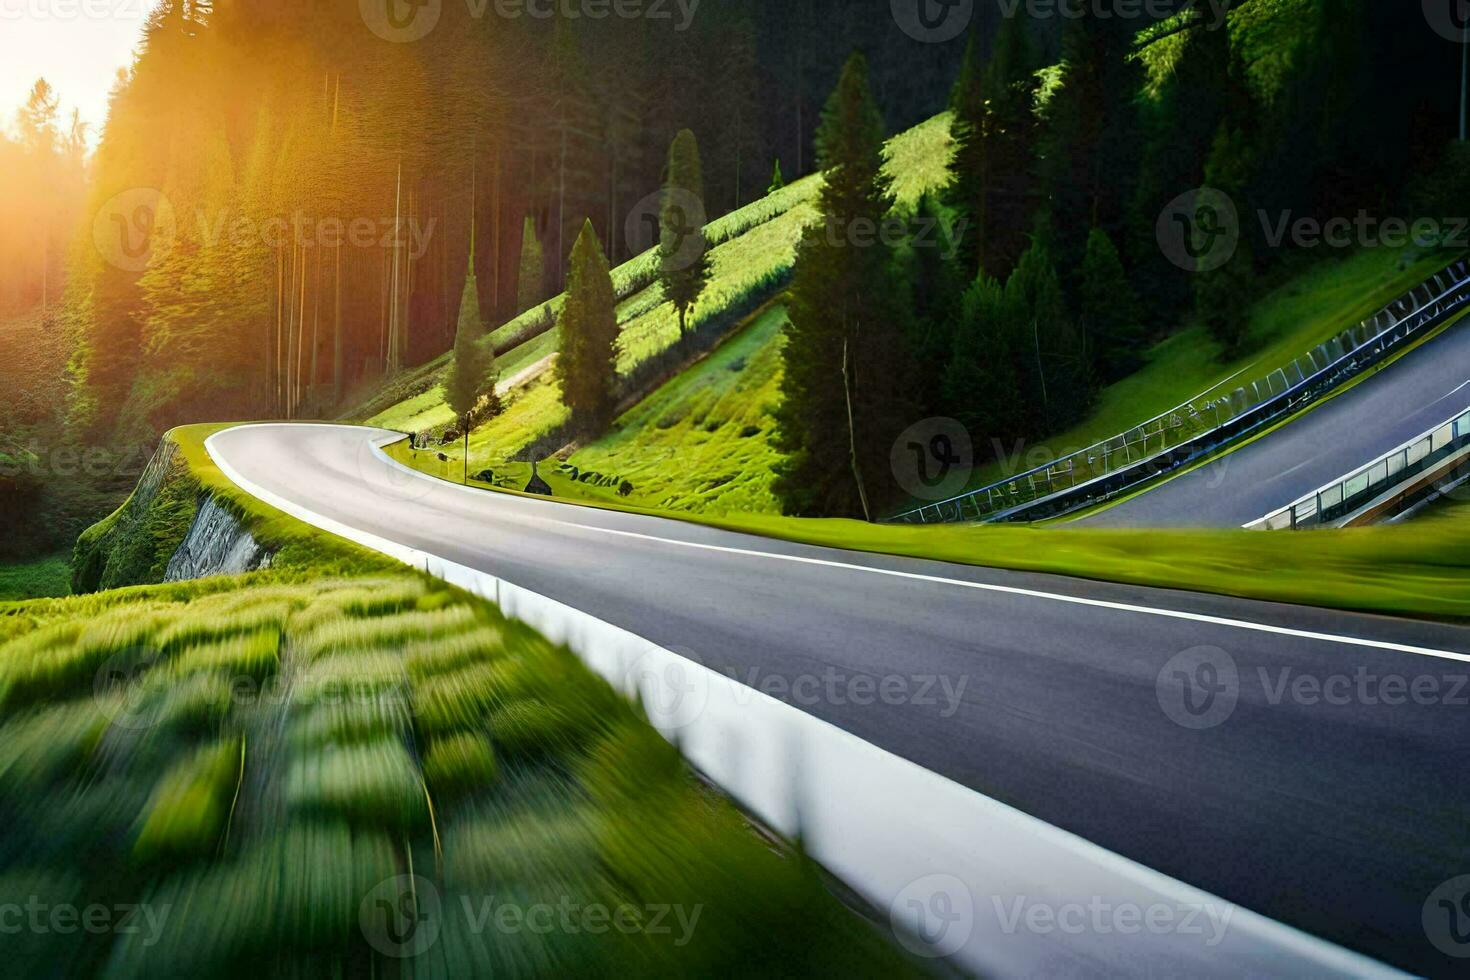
108;824;397;977
0;703;110;797
289;693;413;749
0;611;168;708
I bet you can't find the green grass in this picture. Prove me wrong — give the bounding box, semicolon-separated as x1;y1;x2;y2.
0;552;71;600
423;732;498;799
363;112;955;446
6;422;918;976
0;566;921;976
560;302;790;513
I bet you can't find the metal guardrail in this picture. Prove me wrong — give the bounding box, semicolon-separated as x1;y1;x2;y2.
894;256;1470;525
1248;405;1470;530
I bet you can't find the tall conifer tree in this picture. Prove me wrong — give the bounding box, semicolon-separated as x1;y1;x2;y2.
659;129;711;337
556;220;619;432
773;53;913;519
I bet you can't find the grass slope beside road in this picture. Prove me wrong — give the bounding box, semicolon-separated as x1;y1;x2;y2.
0;423;925;976
389;430;1470;621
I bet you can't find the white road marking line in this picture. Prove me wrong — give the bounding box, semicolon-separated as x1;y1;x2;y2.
226;423;1470;666
550;522;1470;664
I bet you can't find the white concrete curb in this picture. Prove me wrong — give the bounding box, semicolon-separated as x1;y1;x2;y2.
206;423;1400;978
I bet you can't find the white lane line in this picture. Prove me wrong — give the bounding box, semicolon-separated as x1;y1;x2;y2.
230;423;1470;666
547;522;1470;664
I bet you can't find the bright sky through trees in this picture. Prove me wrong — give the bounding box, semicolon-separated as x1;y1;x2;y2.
0;1;150;143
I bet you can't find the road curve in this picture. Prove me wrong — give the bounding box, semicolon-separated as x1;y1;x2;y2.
1081;318;1470;527
210;423;1470;974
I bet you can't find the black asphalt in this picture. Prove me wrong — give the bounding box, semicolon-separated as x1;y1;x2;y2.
213;423;1470;975
1081;318;1470;528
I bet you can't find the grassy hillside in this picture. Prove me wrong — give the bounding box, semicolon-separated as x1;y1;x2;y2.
360;113;955;459
560;302;789;513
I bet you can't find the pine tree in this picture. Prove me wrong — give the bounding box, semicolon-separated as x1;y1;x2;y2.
713;15;763;211
1195;38;1259;356
1126;11;1234;327
772;53;914;519
1039;4;1144;283
556;220;619;433
902;193;964;416
948;18;1038;281
1007;239;1092;434
1079;228;1143;384
517;216;544;314
768;159;785;194
659;129;712;337
943;272;1021;446
446;230;500;484
1196;124;1256;355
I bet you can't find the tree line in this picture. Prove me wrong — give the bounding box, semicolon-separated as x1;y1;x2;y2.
48;0;971;447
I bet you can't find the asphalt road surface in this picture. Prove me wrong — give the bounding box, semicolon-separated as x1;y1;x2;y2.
212;423;1470;974
1081;318;1470;528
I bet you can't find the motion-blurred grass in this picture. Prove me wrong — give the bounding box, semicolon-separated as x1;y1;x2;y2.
0;569;921;976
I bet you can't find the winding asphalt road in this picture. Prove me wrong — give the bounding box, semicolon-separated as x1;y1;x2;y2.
1081;317;1470;528
209;423;1470;975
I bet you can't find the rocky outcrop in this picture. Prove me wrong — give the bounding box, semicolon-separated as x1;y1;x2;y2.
73;434;274;593
165;496;272;582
